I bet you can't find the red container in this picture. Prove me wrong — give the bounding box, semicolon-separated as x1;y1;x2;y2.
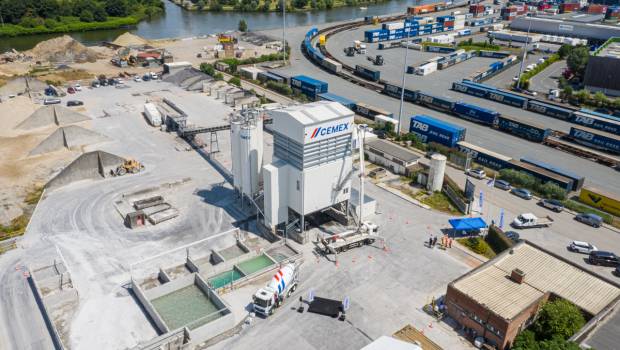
587;4;608;14
538;3;551;10
444;20;455;26
560;3;580;13
469;4;485;13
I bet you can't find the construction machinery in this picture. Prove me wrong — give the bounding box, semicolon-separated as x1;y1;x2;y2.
114;159;144;176
252;263;299;316
344;47;355;57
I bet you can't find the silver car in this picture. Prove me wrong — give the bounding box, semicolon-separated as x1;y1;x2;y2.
568;241;598;254
466;168;486;179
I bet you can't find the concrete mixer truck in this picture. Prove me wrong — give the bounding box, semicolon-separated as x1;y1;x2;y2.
252;263;299;316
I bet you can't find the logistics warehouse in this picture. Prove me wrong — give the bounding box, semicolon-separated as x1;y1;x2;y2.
310;122;350;140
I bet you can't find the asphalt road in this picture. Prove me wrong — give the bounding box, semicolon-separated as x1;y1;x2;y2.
529;60;566;94
259;23;620;197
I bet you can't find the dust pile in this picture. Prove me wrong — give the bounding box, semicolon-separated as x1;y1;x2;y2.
26;35;101;63
30;126;109;156
112;32;149;47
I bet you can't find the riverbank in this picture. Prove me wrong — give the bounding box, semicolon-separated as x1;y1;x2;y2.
170;0;392;12
0;16;141;39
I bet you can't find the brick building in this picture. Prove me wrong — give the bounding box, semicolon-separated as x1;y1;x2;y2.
445;241;620;349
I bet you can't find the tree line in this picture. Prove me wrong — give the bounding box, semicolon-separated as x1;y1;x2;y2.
0;0;164;26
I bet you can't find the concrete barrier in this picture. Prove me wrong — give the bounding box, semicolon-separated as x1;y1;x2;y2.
132;279;170;334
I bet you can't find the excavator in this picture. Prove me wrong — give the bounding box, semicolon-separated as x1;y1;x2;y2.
113;159;144;176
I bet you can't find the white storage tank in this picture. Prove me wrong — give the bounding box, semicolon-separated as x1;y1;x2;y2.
230;119;243;194
231;111;263;198
427;153;447;192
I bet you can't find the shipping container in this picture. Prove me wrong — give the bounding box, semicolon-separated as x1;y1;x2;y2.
410;115;467;147
321;58;342;73
257;71;285;84
268;71;291;85
415;92;455;112
507;160;574;191
486;89;529;108
452;81;490;98
318;92;356;109
572;111;620;135
520;157;585;191
354;65;381;82
569;126;620;154
290;75;328;100
453;102;499;125
355;102;394;119
383;83;418;102
527;100;573;120
495;115;551;143
457;141;512;169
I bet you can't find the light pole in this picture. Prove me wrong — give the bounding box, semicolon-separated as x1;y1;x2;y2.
515;16;532;91
397;17;411;136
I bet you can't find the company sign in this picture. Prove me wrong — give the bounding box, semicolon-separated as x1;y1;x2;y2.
306;121;352;142
579;188;620;216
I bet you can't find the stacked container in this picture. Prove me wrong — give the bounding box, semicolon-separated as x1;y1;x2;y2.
409;115;467;147
290;75;328;101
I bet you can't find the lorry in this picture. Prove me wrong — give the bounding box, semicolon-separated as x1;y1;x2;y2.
252;263;299;316
511;213;554;229
320;221;381;253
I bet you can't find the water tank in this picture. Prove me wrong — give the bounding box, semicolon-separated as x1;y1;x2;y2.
427;153;447;192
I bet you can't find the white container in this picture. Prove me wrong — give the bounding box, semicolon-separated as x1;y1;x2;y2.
144;103;162;126
384;22;404;30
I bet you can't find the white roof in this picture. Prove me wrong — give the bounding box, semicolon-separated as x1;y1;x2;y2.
165;61;192;67
360;336;422;350
273;101;353;126
519;213;537;220
240;66;264;73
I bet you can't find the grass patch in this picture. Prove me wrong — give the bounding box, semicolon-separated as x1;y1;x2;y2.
1;186;43;243
415;190;460;214
457;237;496;259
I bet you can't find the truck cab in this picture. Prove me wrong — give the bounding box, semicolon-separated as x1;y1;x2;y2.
511;213;553;229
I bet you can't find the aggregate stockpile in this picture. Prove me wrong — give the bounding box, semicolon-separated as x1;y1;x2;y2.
252;264;299;316
26;35;101;63
45;150;126;190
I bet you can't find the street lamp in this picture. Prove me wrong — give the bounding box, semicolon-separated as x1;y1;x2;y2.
397;17;411;136
515;16;533;91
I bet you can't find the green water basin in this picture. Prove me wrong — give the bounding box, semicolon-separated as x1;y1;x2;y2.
208;268;244;289
236;254;275;275
151;284;222;330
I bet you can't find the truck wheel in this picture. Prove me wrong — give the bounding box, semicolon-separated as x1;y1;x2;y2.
291;284;297;292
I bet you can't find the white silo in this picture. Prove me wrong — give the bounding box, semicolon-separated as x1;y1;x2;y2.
427;153;447;192
231;110;263;198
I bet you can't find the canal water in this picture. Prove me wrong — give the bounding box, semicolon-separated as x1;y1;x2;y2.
1;0;431;51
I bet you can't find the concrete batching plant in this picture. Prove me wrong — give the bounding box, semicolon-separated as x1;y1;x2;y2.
230;110;264;200
262;101;355;236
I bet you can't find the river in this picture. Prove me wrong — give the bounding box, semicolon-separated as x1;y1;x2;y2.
0;0;434;51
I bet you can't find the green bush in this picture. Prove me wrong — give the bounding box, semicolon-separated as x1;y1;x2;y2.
533;299;585;341
229;77;241;87
199;63;216;76
456;237;496;259
214;72;224;81
265;81;293;95
498;169;567;200
518;54;560;89
485;225;513;253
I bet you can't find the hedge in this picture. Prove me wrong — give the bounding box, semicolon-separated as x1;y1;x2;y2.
499;169;567;200
518;54;560;89
485;225;514;254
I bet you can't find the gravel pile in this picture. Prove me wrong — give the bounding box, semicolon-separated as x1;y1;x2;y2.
26;35;101;63
30;125;109;156
17;105;90;130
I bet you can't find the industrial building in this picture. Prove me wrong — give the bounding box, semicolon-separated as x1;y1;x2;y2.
584;38;620;96
262;101;354;235
364;139;420;176
445;241;620;350
510;16;620;42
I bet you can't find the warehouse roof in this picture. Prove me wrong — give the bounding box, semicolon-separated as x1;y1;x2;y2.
451;241;620;321
272;101;353;126
366;140;420;164
593;37;620;59
580;303;620;350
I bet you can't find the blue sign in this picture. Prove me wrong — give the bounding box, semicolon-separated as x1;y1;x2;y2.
499;208;504;229
479;191;484;211
308;289;315;302
343;296;350;311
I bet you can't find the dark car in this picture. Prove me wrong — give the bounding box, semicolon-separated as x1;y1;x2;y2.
142;74;151;81
107;78;117;85
43;98;61;105
504;231;520;243
494;179;511;190
66;100;84;107
588;251;620;267
511;188;532;200
539;198;564;212
100;79;108;86
575;213;603;228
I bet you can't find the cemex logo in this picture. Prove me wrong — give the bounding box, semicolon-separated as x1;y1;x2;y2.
310;122;350;139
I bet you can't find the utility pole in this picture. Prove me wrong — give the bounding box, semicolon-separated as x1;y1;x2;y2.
515;17;532;91
282;0;287;65
397;17;411;136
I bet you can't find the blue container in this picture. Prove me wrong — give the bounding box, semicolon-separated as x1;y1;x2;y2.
486;90;528;108
496;115;551;143
520;157;584;191
569;127;620;154
572;111;620;135
383;83;417;102
452;81;490;98
290;75;328;101
579;109;620;123
257;71;285;84
456;141;512;170
409;115;466;147
415;92;455;112
527;100;573;120
462;80;497;91
318;92;356;109
453;102;499;125
354;65;381;82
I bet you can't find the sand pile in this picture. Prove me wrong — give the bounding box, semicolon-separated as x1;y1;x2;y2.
0;96;40;136
17;105;91;130
46;151;125;190
112;32;149;47
0;77;47;98
26;35;101;63
30;126;109;156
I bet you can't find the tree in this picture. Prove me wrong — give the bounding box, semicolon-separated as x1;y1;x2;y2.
210;0;223;11
513;330;539;350
324;0;333;9
93;5;108;22
238;19;247;32
293;0;308;8
533;299;585;341
557;44;572;59
566;46;589;78
229;76;241;87
105;0;129;17
79;9;94;22
196;0;206;9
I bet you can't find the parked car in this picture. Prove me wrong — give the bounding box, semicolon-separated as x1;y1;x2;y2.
43;98;61;105
466;168;486;179
67;87;76;94
511;188;532;200
115;78;124;85
91;80;100;88
615;265;620;277
74;83;82;91
142;74;151;81
568;241;598;254
107;78;117;85
504;231;520;243
134;76;142;82
539;198;564;212
494;179;511;190
66;100;84;107
575;213;603;228
588;251;620;267
100;79;108;86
